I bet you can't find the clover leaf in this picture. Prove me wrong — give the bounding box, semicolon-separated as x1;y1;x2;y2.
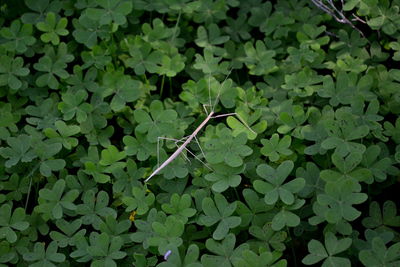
23;241;66;267
312;179;368;224
35;179;79;221
302;232;352;266
1;173;29;201
271;199;305;231
359;237;400;266
0;134;37;168
249;222;287;252
0;19;36;53
86;233;127;267
157;244;202;267
86;0;133;26
122;186;155;215
72;13;110;48
0;55;29;91
205;164;244;193
21;0;62;24
157;53;186;77
362;201;400;230
99;216;131;242
123;131;157;161
232;249;287;267
120;36;162;75
134;100;181;143
260;134;293;162
254;160;305;205
32;141;66;177
130;208;166;249
193;49;230;75
204;127;252;167
296;162;325;198
99;145;127;172
36;12;69;45
148;215;184;254
33;42;74;89
318;72;374;107
0;204;29;243
67;65;98;90
195;23;230;54
49;219;86;248
44;120;80;149
321;111;369;157
244;40;278;76
236;189;273;227
277;104;308;136
227;109;266;140
76;190;117;230
201;234;249;267
199;193;241;240
58;89;92;123
320;152;373;186
282;68;324;97
161;193;196;224
101;71;143;111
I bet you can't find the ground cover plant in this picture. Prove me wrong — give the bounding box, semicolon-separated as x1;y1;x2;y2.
0;0;400;266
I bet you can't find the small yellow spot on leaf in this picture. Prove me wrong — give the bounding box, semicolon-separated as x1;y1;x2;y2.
129;210;137;222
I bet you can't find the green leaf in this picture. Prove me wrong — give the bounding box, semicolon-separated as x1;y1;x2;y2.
313;179;368;224
35;179;79;221
254;161;305;205
302;232;351;266
204;126;252;167
134;100;182;143
49;219;86;248
76;190;117;230
72;13;110;48
260;134;293;162
201;234;249;267
36;12;69;45
359;237;400;267
122;186;155;215
0;204;29;243
86;0;133;26
161;194;196;224
148;215;184;253
244;40;278;76
193;49;230;75
23;241;66;265
0;19;36;53
362;201;400;230
87;233;127;265
205;164;244;193
33;42;74;89
0;134;36;168
199;193;241;240
0;55;29;90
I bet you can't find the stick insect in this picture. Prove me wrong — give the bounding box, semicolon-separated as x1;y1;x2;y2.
144;71;256;183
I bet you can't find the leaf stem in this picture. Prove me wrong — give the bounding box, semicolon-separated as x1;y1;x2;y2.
160;75;165;96
25;163;40;211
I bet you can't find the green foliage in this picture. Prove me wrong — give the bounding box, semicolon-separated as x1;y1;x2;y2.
199;193;241;240
36;12;69;45
1;0;400;265
302;232;352;266
0;204;29;243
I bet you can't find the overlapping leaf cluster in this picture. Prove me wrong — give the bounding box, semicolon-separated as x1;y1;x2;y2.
0;0;400;266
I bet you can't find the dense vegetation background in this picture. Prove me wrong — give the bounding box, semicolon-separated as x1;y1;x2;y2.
0;0;399;266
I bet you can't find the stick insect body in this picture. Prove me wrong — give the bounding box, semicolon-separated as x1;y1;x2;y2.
144;74;254;183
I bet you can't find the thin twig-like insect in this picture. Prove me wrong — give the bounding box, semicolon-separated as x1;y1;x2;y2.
144;71;255;183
